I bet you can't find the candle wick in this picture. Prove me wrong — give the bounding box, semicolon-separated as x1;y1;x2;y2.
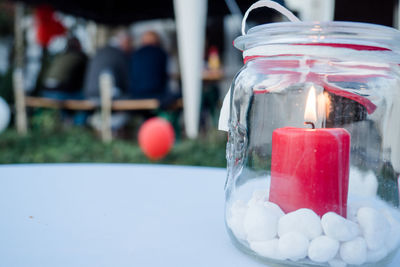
305;122;315;129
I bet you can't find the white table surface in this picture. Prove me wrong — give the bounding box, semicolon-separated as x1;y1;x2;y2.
0;164;266;267
1;164;399;267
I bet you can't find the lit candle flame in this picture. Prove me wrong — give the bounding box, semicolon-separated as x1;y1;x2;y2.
304;86;317;123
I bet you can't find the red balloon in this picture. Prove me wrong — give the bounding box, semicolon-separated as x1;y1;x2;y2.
138;117;175;160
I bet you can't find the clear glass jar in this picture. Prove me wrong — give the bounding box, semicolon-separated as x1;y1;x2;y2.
225;21;400;267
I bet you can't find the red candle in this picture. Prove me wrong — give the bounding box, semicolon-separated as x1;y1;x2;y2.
269;87;350;217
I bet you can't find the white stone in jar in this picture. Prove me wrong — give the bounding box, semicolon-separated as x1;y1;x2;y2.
347;195;388;223
248;189;267;207
339;237;367;265
244;202;279;242
264;201;284;218
249;238;286;260
366;246;388;263
278;232;309;261
231;200;247;216
278;208;322;240
329;258;347;267
321;212;360;241
228;215;246;240
383;208;400;252
346;204;359;223
357;207;390;250
348;168;378;197
227;200;247;240
308;235;340;263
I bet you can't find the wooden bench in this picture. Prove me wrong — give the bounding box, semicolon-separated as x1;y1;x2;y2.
25;97;97;110
24;96;176;111
24;90;182;144
16;72;183;142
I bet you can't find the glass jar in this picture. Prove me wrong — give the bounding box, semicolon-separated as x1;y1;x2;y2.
224;21;400;267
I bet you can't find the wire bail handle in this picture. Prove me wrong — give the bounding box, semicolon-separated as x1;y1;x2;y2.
241;0;301;36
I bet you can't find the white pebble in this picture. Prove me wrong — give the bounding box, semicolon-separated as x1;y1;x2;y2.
249;239;286;260
278;232;309;261
349;168;378;197
227;200;247;240
340;237;367;265
278;208;322;240
347;195;387;222
383;208;400;252
308;235;340;263
357;207;390;250
228;214;246;240
329;258;347;267
264;201;284;218
366;246;388;263
244;203;279;242
321;212;360;241
231;200;247;217
346;203;360;223
248;189;267;207
347;204;359;223
363;171;378;196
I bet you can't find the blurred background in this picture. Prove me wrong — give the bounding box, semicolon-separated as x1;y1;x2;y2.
0;0;398;166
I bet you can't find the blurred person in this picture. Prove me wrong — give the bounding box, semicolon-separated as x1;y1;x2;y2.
41;36;87;99
40;36;88;125
83;30;132;132
83;30;132;99
129;30;179;107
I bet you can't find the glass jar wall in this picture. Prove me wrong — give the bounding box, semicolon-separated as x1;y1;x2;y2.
225;21;400;267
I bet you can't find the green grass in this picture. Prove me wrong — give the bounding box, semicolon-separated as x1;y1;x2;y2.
0;111;227;167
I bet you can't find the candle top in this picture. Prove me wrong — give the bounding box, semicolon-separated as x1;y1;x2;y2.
275;126;348;131
274;126;351;137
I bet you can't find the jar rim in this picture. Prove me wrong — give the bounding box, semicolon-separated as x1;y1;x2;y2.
234;21;400;54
